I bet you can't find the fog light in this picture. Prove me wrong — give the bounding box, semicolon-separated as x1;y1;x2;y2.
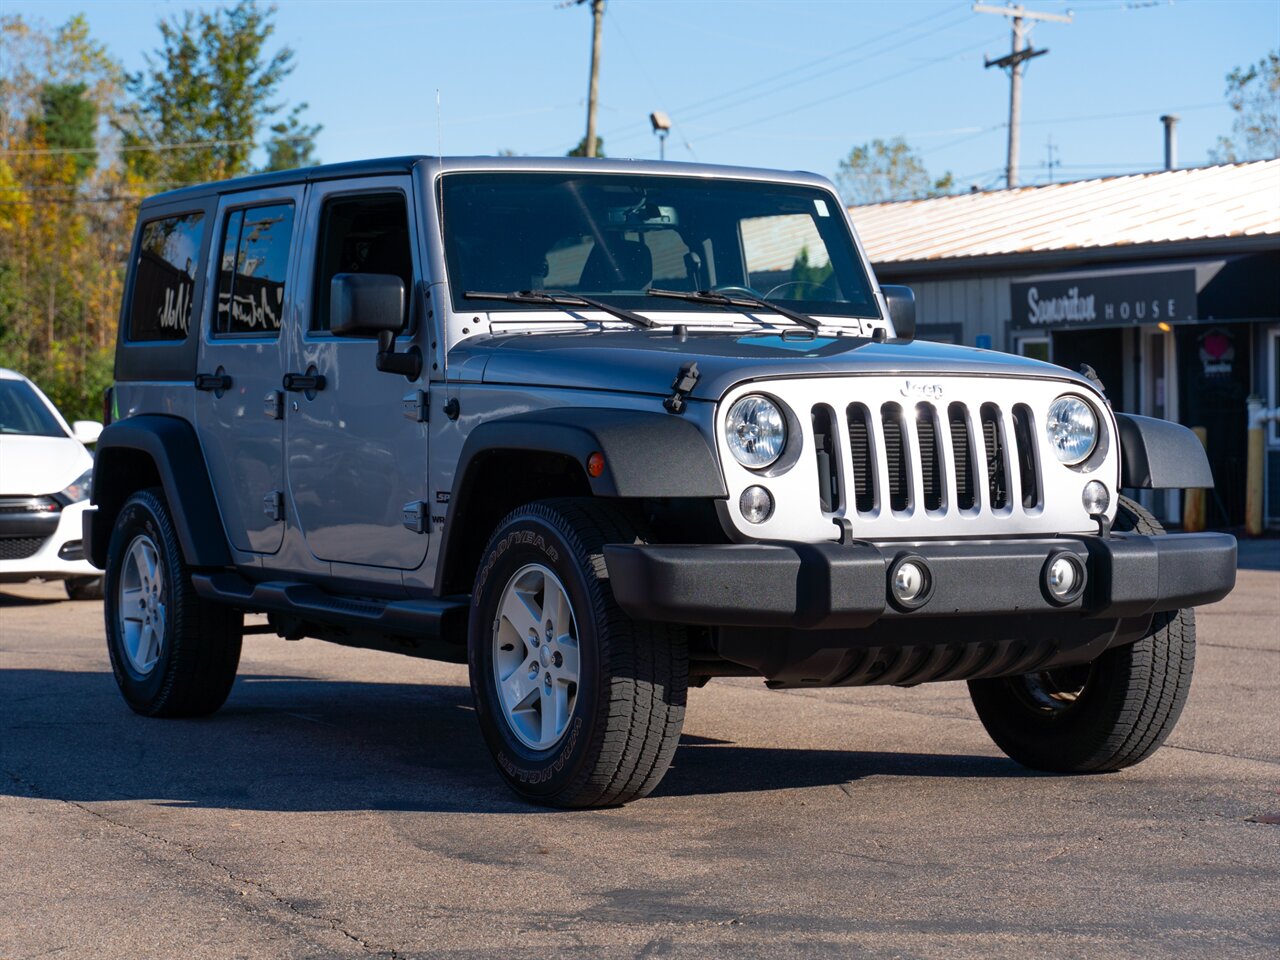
1042;553;1086;604
1082;480;1110;515
888;555;932;610
739;485;774;523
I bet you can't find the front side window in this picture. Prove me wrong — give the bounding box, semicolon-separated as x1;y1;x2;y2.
442;172;879;322
0;379;65;438
214;202;295;336
128;212;205;341
312;193;413;333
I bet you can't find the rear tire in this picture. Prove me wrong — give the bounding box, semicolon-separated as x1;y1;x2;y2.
468;498;687;808
104;488;243;717
968;497;1195;773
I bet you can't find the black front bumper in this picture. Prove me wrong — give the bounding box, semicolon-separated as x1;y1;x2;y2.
604;532;1236;628
603;533;1237;687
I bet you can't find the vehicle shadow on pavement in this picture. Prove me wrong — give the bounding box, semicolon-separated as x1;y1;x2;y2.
2;668;1036;813
0;591;64;608
653;733;1042;798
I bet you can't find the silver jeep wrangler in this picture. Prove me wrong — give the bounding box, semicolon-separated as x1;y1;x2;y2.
86;157;1236;807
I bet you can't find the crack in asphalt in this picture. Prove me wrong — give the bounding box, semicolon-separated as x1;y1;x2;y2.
4;770;401;959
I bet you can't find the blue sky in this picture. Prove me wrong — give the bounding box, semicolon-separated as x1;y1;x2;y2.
18;0;1280;191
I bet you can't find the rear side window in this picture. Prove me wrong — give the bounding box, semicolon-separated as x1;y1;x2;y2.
214;202;296;336
128;212;206;342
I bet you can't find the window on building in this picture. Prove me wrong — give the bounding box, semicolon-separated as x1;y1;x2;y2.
128;212;205;342
1018;336;1051;363
1270;328;1280;445
214;203;295;337
312;193;412;334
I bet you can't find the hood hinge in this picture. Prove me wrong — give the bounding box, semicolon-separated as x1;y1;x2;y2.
663;361;700;415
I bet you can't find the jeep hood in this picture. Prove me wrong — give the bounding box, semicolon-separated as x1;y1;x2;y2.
448;330;1094;400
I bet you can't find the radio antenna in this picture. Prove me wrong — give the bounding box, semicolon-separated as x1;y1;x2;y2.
436;89;445;239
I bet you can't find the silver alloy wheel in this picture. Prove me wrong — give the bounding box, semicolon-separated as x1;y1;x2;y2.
118;533;166;675
491;562;581;751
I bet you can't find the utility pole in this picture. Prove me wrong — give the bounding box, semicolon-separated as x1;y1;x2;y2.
576;0;605;158
975;3;1071;188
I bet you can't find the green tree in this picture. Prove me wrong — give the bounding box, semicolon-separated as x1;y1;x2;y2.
567;135;604;157
0;14;125;418
34;82;97;181
117;0;318;184
1211;51;1280;162
835;137;954;205
787;246;833;295
263;103;321;171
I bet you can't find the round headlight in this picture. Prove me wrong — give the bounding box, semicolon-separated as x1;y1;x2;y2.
725;395;786;468
1045;396;1098;465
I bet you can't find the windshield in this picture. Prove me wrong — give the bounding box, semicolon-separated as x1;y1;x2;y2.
441;172;880;322
0;379;66;437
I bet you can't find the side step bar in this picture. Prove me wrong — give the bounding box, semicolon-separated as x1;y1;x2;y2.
191;571;470;650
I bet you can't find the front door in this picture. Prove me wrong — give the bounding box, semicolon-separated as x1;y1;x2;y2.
284;177;430;570
195;186;304;555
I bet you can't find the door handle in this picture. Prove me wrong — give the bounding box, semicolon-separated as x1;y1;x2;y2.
195;372;232;391
283;372;326;392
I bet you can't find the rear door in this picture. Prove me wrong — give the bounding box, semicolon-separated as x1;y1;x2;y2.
284;176;430;570
194;186;303;555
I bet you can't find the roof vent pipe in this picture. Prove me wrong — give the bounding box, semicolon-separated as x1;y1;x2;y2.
1160;114;1179;171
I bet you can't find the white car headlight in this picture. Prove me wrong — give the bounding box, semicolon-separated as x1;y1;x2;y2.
1045;396;1098;465
725;395;786;469
60;469;93;503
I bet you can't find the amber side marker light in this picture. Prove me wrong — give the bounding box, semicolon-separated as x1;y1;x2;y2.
587;452;605;478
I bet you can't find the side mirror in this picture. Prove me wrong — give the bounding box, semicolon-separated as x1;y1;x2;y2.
330;273;405;336
881;285;915;342
72;420;103;445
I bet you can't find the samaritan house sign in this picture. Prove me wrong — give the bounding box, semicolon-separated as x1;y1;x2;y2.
1010;270;1197;329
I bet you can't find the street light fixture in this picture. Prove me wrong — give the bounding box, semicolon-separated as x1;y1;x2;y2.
649;110;671;161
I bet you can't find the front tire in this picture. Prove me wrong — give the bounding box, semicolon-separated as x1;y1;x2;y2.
968;497;1196;773
104;488;243;717
468;498;687;808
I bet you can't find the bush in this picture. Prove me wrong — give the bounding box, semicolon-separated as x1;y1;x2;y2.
0;341;113;424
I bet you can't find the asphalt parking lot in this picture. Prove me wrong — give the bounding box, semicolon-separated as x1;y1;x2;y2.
2;542;1277;960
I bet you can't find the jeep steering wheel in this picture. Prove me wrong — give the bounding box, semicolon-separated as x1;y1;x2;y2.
710;284;763;299
763;279;826;300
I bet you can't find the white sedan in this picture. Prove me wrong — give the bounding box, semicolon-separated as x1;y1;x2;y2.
0;368;104;599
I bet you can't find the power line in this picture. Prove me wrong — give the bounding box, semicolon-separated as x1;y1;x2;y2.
573;2;974;153
0;132;314;157
691;30;1004;147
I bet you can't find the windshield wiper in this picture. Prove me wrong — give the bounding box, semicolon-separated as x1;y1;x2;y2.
464;289;655;329
647;288;821;331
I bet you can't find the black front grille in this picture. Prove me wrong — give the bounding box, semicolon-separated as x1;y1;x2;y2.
1012;404;1040;509
916;404;943;512
949;402;976;511
846;403;875;513
0;537;48;560
981;403;1008;510
881;403;910;513
811;405;840;513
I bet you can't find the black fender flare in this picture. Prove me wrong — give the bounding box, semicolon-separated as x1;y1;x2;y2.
85;415;232;569
434;408;726;595
1114;413;1214;490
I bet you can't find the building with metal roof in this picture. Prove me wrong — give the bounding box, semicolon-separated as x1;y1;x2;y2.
848;160;1280;530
